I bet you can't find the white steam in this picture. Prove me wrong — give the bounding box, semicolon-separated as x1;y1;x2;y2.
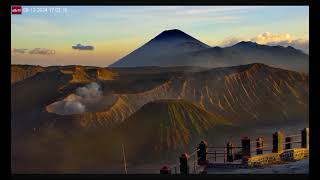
47;82;102;115
76;82;102;104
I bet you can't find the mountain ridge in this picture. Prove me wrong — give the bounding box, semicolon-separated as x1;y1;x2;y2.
11;63;309;172
32;63;309;129
109;29;308;73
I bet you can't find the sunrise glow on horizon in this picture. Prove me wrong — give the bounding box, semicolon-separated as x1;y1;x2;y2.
11;6;309;67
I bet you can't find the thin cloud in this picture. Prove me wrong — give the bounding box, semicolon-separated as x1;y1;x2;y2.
12;48;28;54
29;48;56;55
72;44;95;50
11;48;56;55
251;32;291;44
93;6;250;24
182;6;257;15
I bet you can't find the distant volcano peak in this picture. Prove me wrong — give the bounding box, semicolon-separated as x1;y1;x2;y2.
109;29;211;67
153;29;196;41
163;29;184;33
160;29;186;35
109;30;308;73
232;41;259;47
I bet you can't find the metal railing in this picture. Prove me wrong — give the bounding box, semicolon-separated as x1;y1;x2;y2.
160;128;309;174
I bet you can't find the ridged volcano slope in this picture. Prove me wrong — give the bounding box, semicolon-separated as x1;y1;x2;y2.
116;100;231;155
77;63;308;128
11;65;45;84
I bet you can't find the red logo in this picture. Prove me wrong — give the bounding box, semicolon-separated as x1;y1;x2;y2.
12;6;22;15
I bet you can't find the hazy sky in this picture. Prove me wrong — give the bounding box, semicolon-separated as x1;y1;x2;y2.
11;6;309;67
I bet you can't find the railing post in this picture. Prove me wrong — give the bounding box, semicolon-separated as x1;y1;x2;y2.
179;153;189;175
227;142;234;162
160;165;171;174
193;150;197;173
256;137;263;155
285;137;292;150
301;128;309;149
197;140;208;165
241;137;251;162
272;131;284;153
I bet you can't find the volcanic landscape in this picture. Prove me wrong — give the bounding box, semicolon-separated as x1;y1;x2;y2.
11;29;309;173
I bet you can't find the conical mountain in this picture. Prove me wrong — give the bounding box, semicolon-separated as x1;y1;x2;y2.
109;30;308;73
109;29;210;67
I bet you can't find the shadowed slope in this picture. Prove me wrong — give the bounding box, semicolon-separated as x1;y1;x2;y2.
115;99;232;161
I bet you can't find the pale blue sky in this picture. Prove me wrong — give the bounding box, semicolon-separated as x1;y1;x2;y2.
11;6;309;66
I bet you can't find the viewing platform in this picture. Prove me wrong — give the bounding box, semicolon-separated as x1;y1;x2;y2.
159;128;309;174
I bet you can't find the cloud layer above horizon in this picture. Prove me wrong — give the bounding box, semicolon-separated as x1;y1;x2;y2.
12;48;56;55
220;32;309;53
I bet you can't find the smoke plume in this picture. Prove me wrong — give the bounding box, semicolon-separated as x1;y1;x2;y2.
46;82;102;115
